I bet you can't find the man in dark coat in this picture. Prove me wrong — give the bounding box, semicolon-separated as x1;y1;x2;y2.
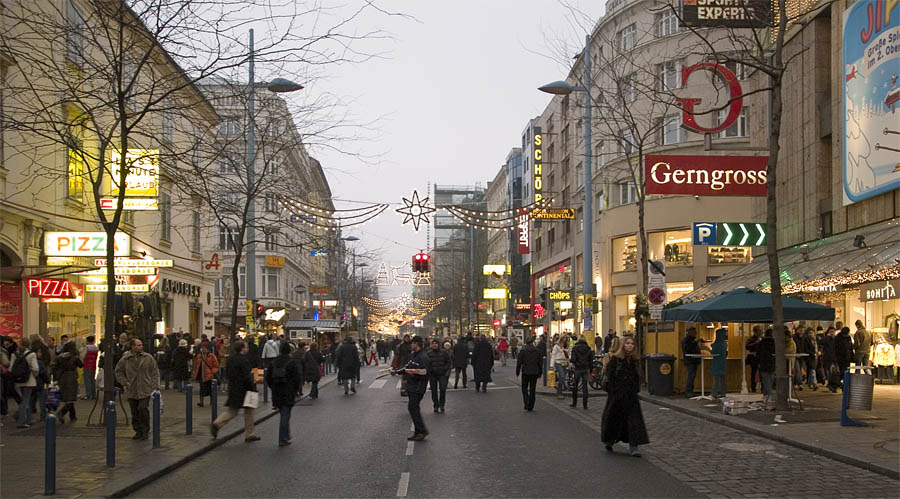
516;338;542;411
452;337;469;389
335;337;360;395
265;342;301;446
302;344;323;399
426;339;451;413
211;341;259;442
570;336;594;409
392;335;430;441
835;327;855;387
471;334;494;392
681;327;701;398
396;335;412;396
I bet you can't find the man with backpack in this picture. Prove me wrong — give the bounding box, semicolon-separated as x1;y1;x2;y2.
10;336;40;428
265;342;301;446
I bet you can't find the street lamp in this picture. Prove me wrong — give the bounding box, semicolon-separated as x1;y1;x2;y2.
337;235;360;328
539;33;595;335
245;28;303;319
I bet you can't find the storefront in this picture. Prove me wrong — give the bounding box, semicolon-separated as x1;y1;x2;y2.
530;258;573;337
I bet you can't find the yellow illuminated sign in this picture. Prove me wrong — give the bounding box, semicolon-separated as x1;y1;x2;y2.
266;256;285;267
76;267;156;276
533;128;543;203
549;290;571;301
85;284;149;293
109;149;159;197
483;288;507;299
94;259;173;267
482;265;509;276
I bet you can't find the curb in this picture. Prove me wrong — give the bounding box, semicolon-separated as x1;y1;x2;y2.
106;375;338;498
508;377;607;398
638;393;900;480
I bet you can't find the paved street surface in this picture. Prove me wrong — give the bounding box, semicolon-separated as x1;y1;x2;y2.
132;364;899;498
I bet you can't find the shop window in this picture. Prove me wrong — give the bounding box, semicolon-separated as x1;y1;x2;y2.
649;230;693;266
667;282;694;301
707;246;752;264
612;235;637;272
66;142;85;201
262;267;280;297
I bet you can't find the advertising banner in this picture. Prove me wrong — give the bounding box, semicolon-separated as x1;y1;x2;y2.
0;283;23;340
109;149;160;197
44;232;131;257
645;154;768;196
842;1;900;206
680;0;772;28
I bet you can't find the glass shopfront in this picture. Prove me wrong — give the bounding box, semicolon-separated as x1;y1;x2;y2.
649;230;693;266
612;235;637;272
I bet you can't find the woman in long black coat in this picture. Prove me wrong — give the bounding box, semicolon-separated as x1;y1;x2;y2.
471;335;494;392
53;342;83;423
601;336;649;457
172;340;192;392
303;344;323;399
265;342;301;446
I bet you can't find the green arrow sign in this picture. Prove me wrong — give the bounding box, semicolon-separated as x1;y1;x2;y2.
717;222;767;246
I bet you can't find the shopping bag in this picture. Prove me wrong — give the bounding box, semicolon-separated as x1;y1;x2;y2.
242;390;259;409
547;369;557;388
252;368;264;384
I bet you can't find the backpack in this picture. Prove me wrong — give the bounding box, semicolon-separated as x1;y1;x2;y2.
36;359;51;386
270;363;287;384
11;350;34;383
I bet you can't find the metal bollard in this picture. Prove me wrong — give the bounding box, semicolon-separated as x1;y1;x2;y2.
185;383;193;435
152;392;161;448
105;401;116;468
263;368;269;403
210;379;218;422
45;413;56;495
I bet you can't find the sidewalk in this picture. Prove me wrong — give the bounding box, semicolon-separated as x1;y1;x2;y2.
0;374;336;498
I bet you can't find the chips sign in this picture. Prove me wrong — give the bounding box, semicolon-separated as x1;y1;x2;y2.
680;0;772;28
532;208;575;220
109;149;159;197
44;232;131;257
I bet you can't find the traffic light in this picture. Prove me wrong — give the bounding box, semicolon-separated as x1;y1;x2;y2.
413;252;430;273
255;302;265;321
539;288;549;310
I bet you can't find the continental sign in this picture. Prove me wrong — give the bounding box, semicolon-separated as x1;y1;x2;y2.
645;155;768;196
532;208;575;220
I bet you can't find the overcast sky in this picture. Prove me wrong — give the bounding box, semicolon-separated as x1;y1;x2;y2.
296;2;605;287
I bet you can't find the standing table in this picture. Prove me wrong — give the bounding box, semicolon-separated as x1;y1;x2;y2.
685;354;714;400
785;353;809;409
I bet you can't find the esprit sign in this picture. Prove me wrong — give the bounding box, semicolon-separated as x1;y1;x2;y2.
44;232;131;257
517;208;529;255
645;155;768;196
676;63;743;134
25;278;73;299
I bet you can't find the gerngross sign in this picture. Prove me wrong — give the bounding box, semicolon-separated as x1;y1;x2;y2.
842;0;900;206
644;155;768;196
680;0;772;28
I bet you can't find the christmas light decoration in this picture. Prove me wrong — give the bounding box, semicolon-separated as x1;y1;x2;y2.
395;190;436;231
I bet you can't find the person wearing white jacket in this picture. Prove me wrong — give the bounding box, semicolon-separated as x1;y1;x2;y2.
551;336;571;399
10;336;39;428
261;335;280;369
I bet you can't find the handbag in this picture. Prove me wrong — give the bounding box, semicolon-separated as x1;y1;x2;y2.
252;368;264;384
242;390;259;409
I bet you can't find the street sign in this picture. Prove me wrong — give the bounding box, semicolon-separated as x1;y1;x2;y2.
648;287;666;305
294;284;306;294
532;208;575;220
310;249;328;256
692;222;768;246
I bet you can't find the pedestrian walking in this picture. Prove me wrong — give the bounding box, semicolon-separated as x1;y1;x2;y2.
29;334;51;422
570;336;594;409
510;335;519;359
820;326;840;392
335;337;360;395
784;329;801;389
52;341;82;423
550;335;570;399
426;339;451;413
303;343;323;399
516;338;541;411
10;336;39;428
471;334;494;392
497;336;509;366
0;338;11;418
192;342;219;407
392;335;429;441
603;330;618;354
394;335;412;396
600;337;649;457
114;338;159;440
265;342;301;447
368;342;379;366
261;334;280;370
835;327;854;389
745;326;763;393
801;327;818;389
82;335;100;399
853;320;871;366
758;329;776;400
681;327;701;397
710;328;728;398
211;340;260;442
155;336;171;391
451;337;469;389
172;339;191;392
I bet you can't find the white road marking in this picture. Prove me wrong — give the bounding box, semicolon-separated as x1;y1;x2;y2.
396;472;410;497
396;380;403;389
370;378;387;389
406;441;414;456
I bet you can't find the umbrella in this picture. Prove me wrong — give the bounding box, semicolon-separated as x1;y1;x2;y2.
662;287;835;394
661;287;835;323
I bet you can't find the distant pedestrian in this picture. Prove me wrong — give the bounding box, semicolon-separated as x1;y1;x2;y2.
550;335;570;399
710;328;728;398
784;329;801;389
801;327;818;390
758;329;776;400
114;338;159;440
497;336;509;366
452;337;469;389
570;336;594;409
745;326;762;393
426;339;451;413
211;340;260;442
393;335;430;441
80;336;98;398
516;338;541;411
192;342;219;407
303;343;323;399
368;342;379;366
395;335;413;396
601;337;649;457
835;327;854;388
52;341;82;423
335;337;360;395
155;336;170;391
266;342;301;447
603;330;618;354
10;336;39;428
853;320;871;366
172;339;191;392
510;335;519;358
29;334;51;421
261;334;280;369
471;334;494;392
681;327;701;397
820;327;840;392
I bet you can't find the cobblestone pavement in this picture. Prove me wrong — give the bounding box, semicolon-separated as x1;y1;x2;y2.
545;393;900;498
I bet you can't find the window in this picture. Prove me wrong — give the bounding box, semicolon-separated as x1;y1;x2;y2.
658;8;680;37
658;60;682;91
266;117;282;137
612;235;637;272
724;61;749;80
649;230;693;266
218;226;236;250
217;192;241;212
620;75;636;103
619;181;637;205
619;24;636;52
262;267;280;297
192;212;201;253
718;107;748;138
161;100;173;144
707;247;752;265
239;266;246;297
66;0;84;67
535;236;542;253
218;155;236;174
660;116;684;145
214;278;223;299
619;129;634;155
264;193;278;213
577;208;584;232
219;116;241;136
267;153;282;176
66;139;85;200
264;232;279;251
549;228;555;245
122;58;137;109
160;192;172;241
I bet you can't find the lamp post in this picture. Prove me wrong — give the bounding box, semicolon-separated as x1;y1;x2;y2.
539;33;594;336
352;259;368;335
245;28;304;318
336;234;359;328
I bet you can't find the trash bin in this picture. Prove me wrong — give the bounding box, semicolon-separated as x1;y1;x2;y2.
847;368;874;410
645;353;676;396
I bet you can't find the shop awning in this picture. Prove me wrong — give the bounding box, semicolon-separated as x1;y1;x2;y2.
662;288;835;322
284;319;341;332
678;219;900;303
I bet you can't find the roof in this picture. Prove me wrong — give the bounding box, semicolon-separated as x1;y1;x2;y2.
679;218;900;303
284;320;341;331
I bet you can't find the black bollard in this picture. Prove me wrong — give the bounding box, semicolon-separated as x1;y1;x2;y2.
263;368;269;404
105;401;116;468
210;379;218;422
185;383;193;435
152;391;161;448
45;413;56;495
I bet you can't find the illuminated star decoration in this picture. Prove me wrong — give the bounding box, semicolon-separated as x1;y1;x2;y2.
395;190;436;231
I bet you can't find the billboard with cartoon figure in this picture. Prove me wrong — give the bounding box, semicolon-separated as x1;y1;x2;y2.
842;0;900;206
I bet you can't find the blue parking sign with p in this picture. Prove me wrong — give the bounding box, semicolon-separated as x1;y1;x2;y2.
693;223;716;246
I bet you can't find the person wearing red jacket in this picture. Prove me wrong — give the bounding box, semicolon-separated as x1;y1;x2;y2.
193;342;219;407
